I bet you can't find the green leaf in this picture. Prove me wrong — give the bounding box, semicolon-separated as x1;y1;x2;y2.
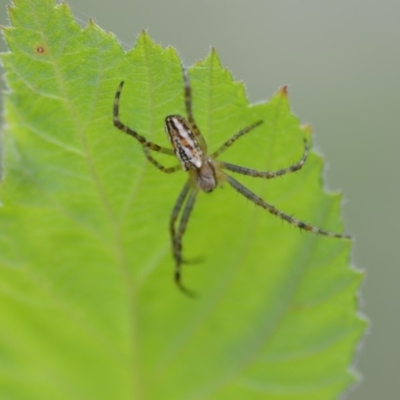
0;0;365;399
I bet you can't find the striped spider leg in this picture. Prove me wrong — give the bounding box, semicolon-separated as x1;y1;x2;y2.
113;65;350;296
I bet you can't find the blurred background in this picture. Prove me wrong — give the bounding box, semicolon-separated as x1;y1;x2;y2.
0;0;398;398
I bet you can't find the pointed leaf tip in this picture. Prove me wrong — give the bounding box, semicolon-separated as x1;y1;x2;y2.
136;29;155;47
279;85;289;97
301;123;313;136
206;47;222;68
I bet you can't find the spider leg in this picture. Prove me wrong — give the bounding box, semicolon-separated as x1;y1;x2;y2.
142;147;181;173
169;181;198;296
226;174;351;239
221;138;309;178
182;65;207;152
170;182;191;246
211;120;263;159
113;81;174;155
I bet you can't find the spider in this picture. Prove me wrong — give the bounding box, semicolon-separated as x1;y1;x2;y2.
113;65;350;296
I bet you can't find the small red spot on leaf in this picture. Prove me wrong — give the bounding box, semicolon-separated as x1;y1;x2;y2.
35;46;46;54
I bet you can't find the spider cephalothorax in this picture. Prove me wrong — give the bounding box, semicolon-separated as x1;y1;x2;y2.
113;65;350;296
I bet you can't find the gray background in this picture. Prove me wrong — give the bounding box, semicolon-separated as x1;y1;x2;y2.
0;1;398;399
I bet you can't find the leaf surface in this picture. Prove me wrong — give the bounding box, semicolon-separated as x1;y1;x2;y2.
0;1;365;399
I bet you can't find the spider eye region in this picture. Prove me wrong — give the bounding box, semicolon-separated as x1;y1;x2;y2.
165;115;203;171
